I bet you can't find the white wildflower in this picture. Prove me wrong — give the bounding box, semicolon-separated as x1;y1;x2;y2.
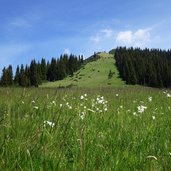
33;106;39;110
32;100;35;104
44;121;55;128
137;105;147;113
133;112;137;116
79;112;85;120
148;97;152;102
169;152;171;156
116;94;119;97
152;116;155;120
84;93;87;97
167;93;171;97
80;95;84;100
163;91;167;94
60;104;63;108
52;101;56;105
96;97;103;104
104;108;108;111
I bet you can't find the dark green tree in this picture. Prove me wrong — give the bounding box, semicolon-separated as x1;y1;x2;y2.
29;60;40;87
6;65;13;86
14;65;20;85
1;67;8;86
40;58;47;80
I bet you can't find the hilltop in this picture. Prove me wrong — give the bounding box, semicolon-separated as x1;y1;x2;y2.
41;52;125;88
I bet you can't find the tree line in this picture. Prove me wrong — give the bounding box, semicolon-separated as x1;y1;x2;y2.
115;47;171;88
0;54;84;87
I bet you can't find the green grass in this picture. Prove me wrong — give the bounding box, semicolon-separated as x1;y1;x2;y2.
41;52;125;88
0;87;171;170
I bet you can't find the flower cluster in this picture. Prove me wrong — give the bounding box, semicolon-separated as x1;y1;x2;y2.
78;94;108;120
137;105;147;113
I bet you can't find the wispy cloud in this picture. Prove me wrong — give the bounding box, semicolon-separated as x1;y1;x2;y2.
64;48;71;55
90;28;114;43
116;28;151;47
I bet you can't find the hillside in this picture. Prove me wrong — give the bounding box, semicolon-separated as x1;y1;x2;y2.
41;52;125;88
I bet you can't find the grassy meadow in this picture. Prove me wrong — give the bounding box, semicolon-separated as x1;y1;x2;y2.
41;52;125;88
0;87;171;170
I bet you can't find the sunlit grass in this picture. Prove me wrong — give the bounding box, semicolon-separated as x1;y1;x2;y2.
41;52;125;88
0;87;171;170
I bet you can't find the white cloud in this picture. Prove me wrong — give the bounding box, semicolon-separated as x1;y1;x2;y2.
90;28;114;43
90;35;101;43
116;28;151;47
116;31;132;44
64;48;71;55
101;29;113;38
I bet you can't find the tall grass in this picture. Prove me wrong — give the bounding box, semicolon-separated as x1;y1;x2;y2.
0;87;171;170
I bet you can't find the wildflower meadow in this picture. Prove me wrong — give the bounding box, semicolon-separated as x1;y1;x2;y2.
0;87;171;170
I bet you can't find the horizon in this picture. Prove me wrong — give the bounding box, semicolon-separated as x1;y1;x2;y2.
0;0;171;72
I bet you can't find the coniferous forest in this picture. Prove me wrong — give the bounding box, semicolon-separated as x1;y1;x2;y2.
2;47;171;88
115;47;171;88
0;54;83;87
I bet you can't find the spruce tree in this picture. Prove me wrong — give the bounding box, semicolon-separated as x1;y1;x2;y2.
1;67;8;86
47;58;58;81
14;65;20;85
29;60;40;87
40;58;47;81
6;65;13;86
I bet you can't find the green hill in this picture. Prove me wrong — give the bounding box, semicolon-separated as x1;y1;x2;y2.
41;52;125;88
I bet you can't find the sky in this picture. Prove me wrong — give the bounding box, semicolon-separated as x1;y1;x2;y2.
0;0;171;72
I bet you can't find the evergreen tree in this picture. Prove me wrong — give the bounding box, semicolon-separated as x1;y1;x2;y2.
1;67;8;86
29;60;40;87
19;64;26;87
24;65;31;86
0;65;13;86
6;65;13;86
40;58;47;80
14;65;20;85
47;58;58;81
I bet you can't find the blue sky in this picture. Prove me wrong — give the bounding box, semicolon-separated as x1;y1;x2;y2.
0;0;171;72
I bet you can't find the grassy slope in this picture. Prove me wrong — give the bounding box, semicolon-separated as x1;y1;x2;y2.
41;52;125;88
